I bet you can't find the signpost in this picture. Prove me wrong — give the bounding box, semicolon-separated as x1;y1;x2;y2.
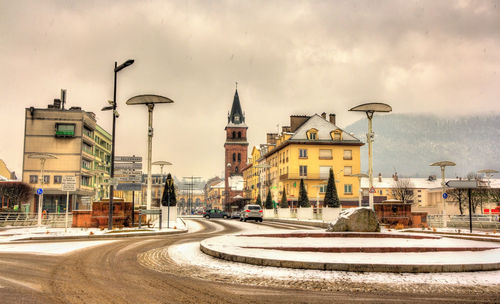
442;193;448;199
114;156;143;227
445;179;488;233
62;176;76;232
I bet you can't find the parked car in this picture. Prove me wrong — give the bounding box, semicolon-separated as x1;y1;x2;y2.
230;211;241;219
240;204;263;222
203;209;229;219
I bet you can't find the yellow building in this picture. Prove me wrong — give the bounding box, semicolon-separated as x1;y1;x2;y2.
248;113;364;207
242;146;263;202
93;125;112;200
0;159;16;180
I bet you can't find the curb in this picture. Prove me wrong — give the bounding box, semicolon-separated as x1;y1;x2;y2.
264;218;329;228
403;230;500;243
12;229;188;241
200;241;500;273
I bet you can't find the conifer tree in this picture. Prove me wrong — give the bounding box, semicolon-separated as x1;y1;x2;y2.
280;187;288;208
298;178;310;207
256;194;262;206
324;168;340;208
265;189;273;209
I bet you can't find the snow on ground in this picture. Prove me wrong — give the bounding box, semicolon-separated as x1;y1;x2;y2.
0;240;117;255
169;241;500;286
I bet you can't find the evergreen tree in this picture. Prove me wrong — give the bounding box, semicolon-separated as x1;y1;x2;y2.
161;173;177;207
298;179;310;207
324;168;340;207
280;187;288;208
256;194;262;206
265;189;273;209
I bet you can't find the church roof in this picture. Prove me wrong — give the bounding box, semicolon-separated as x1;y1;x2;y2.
227;89;245;126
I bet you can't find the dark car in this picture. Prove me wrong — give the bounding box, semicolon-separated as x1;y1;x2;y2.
203;209;229;219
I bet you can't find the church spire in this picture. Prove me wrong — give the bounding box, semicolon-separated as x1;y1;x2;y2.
228;85;245;125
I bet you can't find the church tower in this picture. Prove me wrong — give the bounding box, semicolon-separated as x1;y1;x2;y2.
224;88;248;206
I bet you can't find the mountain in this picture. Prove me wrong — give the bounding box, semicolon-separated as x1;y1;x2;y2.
343;114;500;178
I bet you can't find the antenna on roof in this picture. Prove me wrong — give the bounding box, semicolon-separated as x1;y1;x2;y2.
235;81;238;90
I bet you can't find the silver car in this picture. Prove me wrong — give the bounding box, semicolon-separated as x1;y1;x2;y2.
240;204;263;222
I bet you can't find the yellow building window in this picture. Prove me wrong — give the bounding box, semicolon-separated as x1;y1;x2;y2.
343;149;352;160
319;149;332;159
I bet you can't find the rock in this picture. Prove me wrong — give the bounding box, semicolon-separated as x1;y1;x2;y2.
327;207;380;232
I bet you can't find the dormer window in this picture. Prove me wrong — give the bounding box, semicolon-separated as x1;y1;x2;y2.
234;115;240;123
306;128;318;140
331;129;342;140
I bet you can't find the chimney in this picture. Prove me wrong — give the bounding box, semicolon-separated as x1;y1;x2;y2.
393;172;398;181
266;133;278;145
378;173;382;183
321;112;327;119
282;126;291;133
290;115;310;133
329;113;336;125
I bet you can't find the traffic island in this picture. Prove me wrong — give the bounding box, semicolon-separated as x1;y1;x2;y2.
200;231;500;273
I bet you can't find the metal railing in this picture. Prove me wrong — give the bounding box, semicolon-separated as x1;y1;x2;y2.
0;212;72;227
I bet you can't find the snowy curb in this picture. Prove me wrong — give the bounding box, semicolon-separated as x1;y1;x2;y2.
12;229;188;241
264;218;329;228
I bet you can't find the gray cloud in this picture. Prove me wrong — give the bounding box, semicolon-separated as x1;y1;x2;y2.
1;0;499;179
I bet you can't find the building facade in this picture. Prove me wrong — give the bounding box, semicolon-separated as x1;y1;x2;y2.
244;113;364;207
22;98;110;213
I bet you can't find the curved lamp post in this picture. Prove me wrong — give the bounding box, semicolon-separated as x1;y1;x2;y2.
127;95;174;211
28;153;57;226
102;59;134;231
430;161;456;228
349;103;392;209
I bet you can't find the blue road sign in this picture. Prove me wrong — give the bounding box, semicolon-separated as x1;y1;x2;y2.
443;193;448;199
36;188;43;195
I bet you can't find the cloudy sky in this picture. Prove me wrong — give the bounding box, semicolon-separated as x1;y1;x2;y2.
1;0;499;180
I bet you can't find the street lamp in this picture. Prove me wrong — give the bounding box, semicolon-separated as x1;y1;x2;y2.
349;103;392;209
352;173;369;207
28;153;57;226
102;59;134;231
127;95;174;211
430;161;456;228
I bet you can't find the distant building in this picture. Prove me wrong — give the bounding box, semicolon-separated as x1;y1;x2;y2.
22;96;111;213
93;125;112;200
0;159;16;180
223;89;248;209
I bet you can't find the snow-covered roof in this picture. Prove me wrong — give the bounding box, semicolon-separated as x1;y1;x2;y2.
0;175;8;181
290;114;360;142
229;175;244;191
212;181;225;189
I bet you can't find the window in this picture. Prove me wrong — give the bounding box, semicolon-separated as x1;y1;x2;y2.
83;126;93;138
319;149;332;159
232;131;236;138
343;150;352;160
320;166;331;179
43;175;50;184
344;166;352;176
309;132;317;140
331;130;342;140
238;153;241;162
54;175;62;184
299;165;307;177
299;149;308;158
29;175;38;184
82;159;92;170
235;166;239;173
232;153;236;162
238;131;241;138
83;142;93;154
320;184;327;193
344;184;353;194
81;175;91;187
55;123;75;137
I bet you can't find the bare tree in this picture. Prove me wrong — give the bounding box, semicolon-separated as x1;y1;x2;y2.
0;182;34;209
448;188;468;215
391;178;415;203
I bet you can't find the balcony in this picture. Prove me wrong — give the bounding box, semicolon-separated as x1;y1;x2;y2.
280;173;331;180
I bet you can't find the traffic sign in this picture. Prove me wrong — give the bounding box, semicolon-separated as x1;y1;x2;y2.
61;176;76;192
369;187;376;194
116;183;142;191
442;193;448;199
114;162;142;170
115;156;142;162
116;175;142;182
36;188;43;195
445;180;480;189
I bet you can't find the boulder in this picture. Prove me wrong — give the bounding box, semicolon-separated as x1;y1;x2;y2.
327;207;380;232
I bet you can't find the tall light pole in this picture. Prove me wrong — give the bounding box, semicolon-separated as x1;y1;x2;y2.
127;95;174;211
430;161;456;228
352;173;369;207
28;153;57;226
102;59;134;231
349;103;392;209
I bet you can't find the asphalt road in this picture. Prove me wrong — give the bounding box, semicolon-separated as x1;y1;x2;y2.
0;219;498;304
